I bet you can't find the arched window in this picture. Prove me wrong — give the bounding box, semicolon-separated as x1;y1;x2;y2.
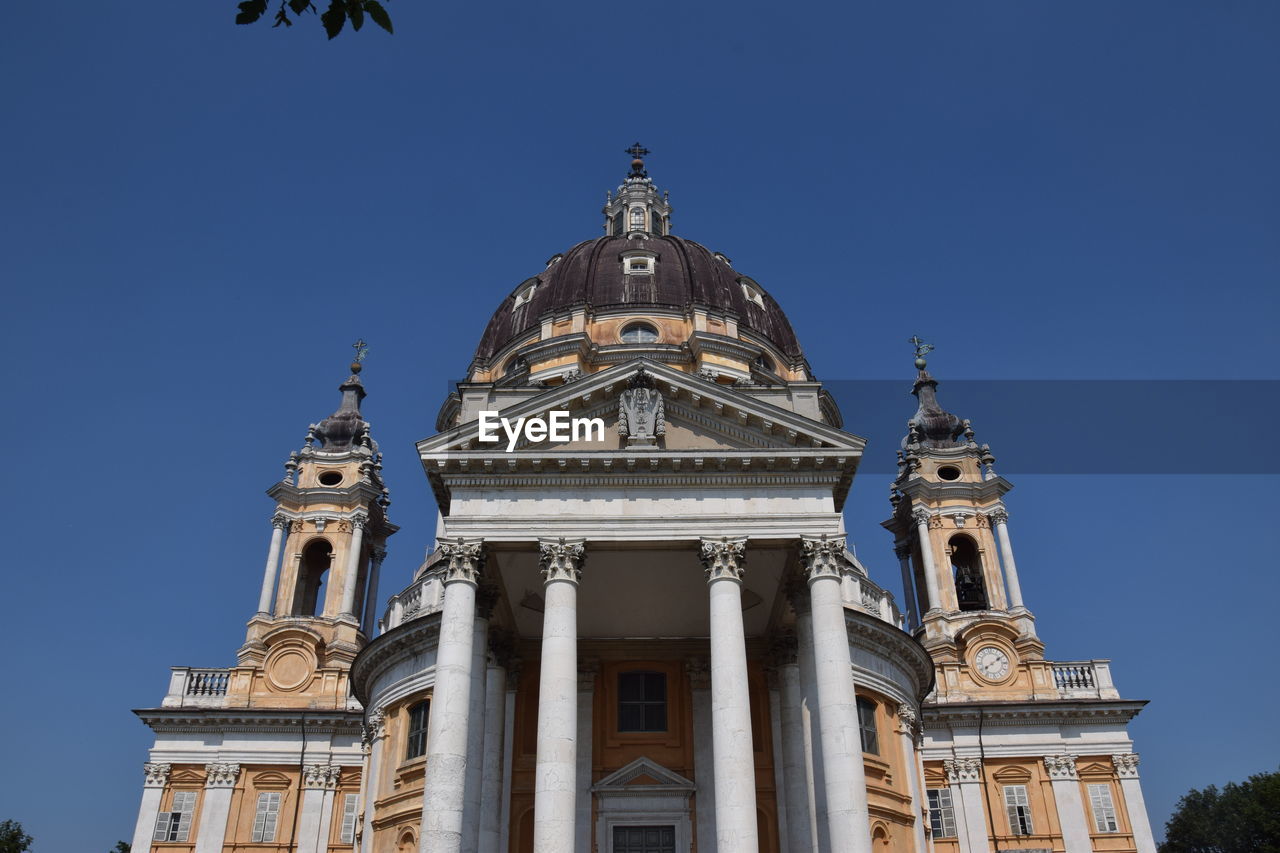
629;207;645;231
405;700;430;760
618;671;667;732
949;535;988;611
619;322;659;344
856;697;879;754
294;539;333;617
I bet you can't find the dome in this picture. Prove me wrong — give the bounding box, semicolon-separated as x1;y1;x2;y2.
472;233;804;365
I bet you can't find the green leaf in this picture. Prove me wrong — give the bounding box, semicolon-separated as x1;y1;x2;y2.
347;0;364;31
364;0;393;33
288;0;314;13
320;0;346;38
235;0;268;24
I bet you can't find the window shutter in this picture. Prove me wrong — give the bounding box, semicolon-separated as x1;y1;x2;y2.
340;793;359;843
1088;784;1118;832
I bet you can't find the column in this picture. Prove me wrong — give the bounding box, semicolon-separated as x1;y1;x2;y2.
194;763;240;853
421;538;485;853
339;513;369;619
479;639;511;853
912;509;942;613
986;509;1024;610
791;586;829;853
801;535;870;853
773;635;814;853
360;711;387;853
1113;753;1157;853
687;658;718;850
944;759;990;853
258;514;288;614
299;765;341;853
576;660;598;853
699;537;760;853
499;666;519;853
463;590;495;853
894;542;920;628
362;546;387;635
130;763;171;853
895;707;928;853
767;674;789;849
1045;756;1093;853
533;538;586;853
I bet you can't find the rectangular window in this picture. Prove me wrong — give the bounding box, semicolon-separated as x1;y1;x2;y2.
340;793;359;844
153;790;198;842
1004;784;1034;836
1088;783;1119;832
618;671;667;732
926;788;957;838
252;791;282;843
406;700;431;760
856;697;879;755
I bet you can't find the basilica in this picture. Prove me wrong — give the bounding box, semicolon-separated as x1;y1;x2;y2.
130;151;1157;853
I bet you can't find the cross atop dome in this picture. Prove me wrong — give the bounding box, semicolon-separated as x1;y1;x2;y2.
625;142;650;178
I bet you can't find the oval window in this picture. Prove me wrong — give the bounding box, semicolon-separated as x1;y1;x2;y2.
619;323;659;344
318;471;343;486
937;465;961;481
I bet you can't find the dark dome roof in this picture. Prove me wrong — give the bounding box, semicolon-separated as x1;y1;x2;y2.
473;234;803;363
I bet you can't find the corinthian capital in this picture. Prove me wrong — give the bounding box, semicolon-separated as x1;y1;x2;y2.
143;762;171;788
911;508;932;527
986;508;1009;526
271;513;290;530
1112;752;1140;778
363;709;387;746
944;757;982;783
800;534;846;581
539;537;586;584
896;703;918;729
350;512;370;531
440;538;485;585
303;763;341;790
1044;754;1079;780
204;763;241;788
700;537;747;582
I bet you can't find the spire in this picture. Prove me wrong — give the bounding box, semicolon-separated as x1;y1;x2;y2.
603;143;672;237
904;336;967;449
309;340;372;451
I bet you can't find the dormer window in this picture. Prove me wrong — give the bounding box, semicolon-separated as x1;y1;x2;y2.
622;250;657;276
627;258;652;274
512;282;537;309
740;278;765;308
619;322;659;344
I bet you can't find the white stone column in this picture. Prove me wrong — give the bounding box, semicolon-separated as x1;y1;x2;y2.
1113;753;1156;853
987;509;1024;610
768;678;789;850
944;758;990;853
802;535;871;853
194;763;240;853
576;661;597;853
421;538;485;853
131;763;171;853
479;644;510;853
1045;756;1092;853
360;710;387;853
339;514;369;619
894;541;920;629
299;764;341;853
895;707;927;853
362;546;387;635
687;658;718;851
462;592;494;853
700;537;760;853
912;509;942;613
499;668;519;853
533;538;586;853
773;636;813;853
258;515;288;614
791;590;829;853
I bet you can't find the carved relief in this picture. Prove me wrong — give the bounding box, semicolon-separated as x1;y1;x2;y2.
303;763;341;790
204;763;241;788
1112;752;1140;779
944;757;983;783
143;762;172;788
1044;754;1079;780
539;537;586;584
800;534;845;581
440;538;486;585
618;368;665;447
685;657;711;690
700;537;747;582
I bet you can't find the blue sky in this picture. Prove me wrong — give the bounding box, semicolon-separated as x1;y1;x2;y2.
2;0;1277;849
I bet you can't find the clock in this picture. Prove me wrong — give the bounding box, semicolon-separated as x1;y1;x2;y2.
974;646;1011;681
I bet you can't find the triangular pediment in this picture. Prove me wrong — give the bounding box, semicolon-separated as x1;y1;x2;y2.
592;757;695;792
419;359;865;457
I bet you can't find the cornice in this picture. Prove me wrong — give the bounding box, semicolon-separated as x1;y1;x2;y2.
135;707;362;734
845;609;935;701
923;699;1148;727
349;612;443;706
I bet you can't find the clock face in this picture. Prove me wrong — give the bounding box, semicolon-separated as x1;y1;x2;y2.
974;646;1011;681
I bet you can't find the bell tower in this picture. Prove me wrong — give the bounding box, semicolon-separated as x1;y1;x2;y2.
235;343;398;705
883;339;1044;698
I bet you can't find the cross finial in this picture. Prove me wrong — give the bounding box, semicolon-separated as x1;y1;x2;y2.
350;339;368;374
909;335;934;370
625;142;650;159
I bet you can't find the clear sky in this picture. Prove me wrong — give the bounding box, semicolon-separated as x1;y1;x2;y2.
2;1;1277;849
